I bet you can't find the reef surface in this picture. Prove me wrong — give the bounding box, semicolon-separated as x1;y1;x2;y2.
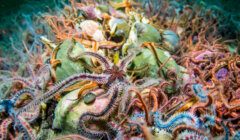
0;0;240;140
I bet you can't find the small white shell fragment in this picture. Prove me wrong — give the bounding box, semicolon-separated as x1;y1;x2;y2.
79;20;105;41
80;20;100;36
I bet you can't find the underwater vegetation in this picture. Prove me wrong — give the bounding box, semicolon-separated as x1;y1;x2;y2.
0;0;240;139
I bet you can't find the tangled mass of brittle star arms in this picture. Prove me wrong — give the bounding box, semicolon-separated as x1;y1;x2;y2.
5;48;139;139
0;88;38;139
1;0;240;140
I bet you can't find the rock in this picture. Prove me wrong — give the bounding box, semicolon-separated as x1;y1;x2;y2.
55;40;89;81
36;121;55;140
122;22;161;54
131;48;180;78
161;29;180;52
53;89;109;132
108;17;130;37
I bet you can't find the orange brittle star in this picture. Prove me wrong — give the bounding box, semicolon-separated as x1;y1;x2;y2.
110;0;141;13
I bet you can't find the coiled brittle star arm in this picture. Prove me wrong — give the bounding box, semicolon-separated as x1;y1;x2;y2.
218;85;240;110
67;44;112;70
10;89;40;123
78;83;123;140
119;50;137;72
17;73;109;114
0;88;37;140
0;88;36;117
14;115;36;140
153;112;201;130
192;84;208;101
0;118;13;140
173;124;211;140
10;88;36;106
19;107;41;123
12;89;41;123
11;77;35;89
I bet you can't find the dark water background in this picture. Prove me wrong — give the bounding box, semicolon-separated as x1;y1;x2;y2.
0;0;239;55
1;0;240;17
0;0;57;18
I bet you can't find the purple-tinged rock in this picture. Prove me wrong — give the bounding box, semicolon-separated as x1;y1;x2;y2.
216;68;228;80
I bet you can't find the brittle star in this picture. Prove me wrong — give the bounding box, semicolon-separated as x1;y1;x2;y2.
67;45;138;87
0;89;37;140
153;111;201;130
78;82;124;140
15;49;138;140
17;48;137;114
67;48;139;139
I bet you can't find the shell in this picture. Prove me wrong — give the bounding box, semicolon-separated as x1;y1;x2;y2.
79;20;105;41
80;20;100;36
